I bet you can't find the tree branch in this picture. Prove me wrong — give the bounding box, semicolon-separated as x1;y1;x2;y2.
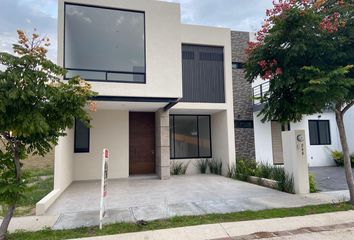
342;101;354;116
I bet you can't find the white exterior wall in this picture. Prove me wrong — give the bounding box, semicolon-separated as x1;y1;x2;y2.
36;128;74;214
58;0;183;99
74;110;129;181
253;112;273;164
253;111;342;167
170;24;236;174
172;111;235;176
54;128;74;190
344;107;354;153
211;111;235;174
40;0;237;214
290;113;340;167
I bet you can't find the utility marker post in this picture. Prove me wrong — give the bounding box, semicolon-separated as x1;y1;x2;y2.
99;148;109;230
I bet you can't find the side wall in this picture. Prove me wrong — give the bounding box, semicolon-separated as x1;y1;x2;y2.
231;31;255;159
254;111;341;167
74;110;129;181
211;111;235;174
253;112;274;164
36;128;74;215
290;113;340;167
54;128;74;190
344;107;354;153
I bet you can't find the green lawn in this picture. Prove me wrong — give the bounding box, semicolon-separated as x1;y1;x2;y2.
7;202;354;240
1;168;54;217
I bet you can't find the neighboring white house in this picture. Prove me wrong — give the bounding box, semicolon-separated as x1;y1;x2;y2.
37;0;236;214
252;76;354;167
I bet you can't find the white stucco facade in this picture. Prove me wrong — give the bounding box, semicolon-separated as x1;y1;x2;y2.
37;0;236;215
253;108;353;167
57;0;183;98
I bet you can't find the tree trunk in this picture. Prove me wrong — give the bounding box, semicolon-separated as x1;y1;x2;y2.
0;205;15;240
0;139;21;240
335;110;354;204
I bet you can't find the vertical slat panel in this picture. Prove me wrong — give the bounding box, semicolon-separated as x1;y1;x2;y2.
181;45;225;103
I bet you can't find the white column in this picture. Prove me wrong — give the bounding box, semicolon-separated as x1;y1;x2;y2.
282;130;310;194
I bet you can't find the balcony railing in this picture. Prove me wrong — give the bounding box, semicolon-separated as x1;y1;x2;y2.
253;81;270;106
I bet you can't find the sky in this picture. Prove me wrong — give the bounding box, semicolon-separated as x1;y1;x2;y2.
0;0;273;62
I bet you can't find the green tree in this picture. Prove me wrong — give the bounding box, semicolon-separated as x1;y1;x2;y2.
0;30;96;239
245;0;354;202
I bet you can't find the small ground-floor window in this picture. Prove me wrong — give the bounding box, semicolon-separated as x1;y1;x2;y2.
74;119;90;153
309;120;331;145
170;115;212;159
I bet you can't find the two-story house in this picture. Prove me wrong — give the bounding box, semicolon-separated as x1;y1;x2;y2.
37;0;236;214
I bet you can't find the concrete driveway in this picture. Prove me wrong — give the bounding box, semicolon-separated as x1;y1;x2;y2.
310;166;354;192
46;175;349;230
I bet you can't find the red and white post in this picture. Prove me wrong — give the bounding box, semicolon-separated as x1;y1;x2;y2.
99;148;109;230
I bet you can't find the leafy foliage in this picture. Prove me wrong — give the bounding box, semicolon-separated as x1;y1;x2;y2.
331;150;354;167
170;161;189;175
235;159;257;181
235;160;294;193
195;159;209;174
245;0;354;123
208;158;223;175
0;30;96;236
309;174;317;193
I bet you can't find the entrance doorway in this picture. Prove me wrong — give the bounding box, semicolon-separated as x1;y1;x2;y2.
129;112;156;175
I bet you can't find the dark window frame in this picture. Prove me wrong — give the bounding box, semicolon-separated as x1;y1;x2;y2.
308;120;331;145
281;122;291;132
232;62;244;69
63;2;147;84
74;119;90;153
170;114;212;159
235;120;254;129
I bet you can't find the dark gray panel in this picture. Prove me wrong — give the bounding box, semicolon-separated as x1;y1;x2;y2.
182;45;225;103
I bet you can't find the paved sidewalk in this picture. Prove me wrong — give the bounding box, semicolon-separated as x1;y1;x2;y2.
0;215;58;233
71;210;354;240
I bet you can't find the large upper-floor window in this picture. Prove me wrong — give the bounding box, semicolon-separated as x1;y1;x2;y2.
170;115;212;159
64;3;146;83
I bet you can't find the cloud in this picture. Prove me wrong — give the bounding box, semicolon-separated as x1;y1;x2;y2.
0;0;57;62
0;0;272;65
167;0;273;32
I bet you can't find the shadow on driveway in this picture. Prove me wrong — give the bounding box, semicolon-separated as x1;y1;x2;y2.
309;166;354;192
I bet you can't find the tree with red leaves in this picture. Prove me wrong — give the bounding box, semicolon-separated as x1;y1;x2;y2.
245;0;354;203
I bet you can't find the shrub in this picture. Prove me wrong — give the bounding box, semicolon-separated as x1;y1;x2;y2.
195;159;209;174
255;163;273;179
235;159;257;181
275;171;294;194
309;174;317;193
332;150;344;166
331;150;354;167
170;161;189;175
208;158;223;175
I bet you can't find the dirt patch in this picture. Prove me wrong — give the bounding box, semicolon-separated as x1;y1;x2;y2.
0;143;54;170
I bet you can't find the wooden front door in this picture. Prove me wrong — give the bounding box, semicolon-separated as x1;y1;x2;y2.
129;112;156;175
